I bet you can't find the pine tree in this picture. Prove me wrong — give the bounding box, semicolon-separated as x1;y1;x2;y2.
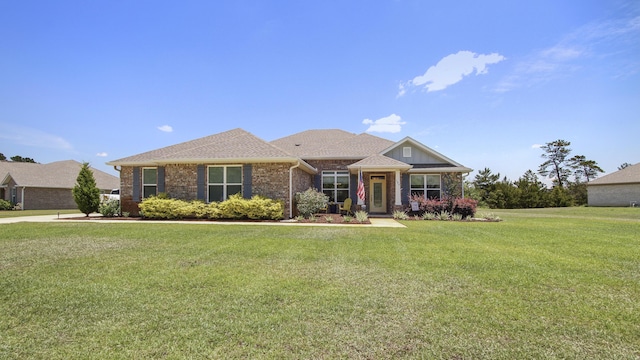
72;162;100;216
538;139;572;188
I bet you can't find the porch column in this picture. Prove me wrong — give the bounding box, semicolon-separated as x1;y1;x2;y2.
395;170;402;206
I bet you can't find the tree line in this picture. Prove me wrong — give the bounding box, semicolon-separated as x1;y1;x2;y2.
0;153;37;163
465;139;626;208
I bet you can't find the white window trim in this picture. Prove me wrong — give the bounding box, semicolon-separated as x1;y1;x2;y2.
410;174;441;199
403;146;412;158
321;170;350;203
142;167;158;198
207;165;243;202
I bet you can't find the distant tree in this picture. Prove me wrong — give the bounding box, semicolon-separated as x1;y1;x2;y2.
72;162;100;216
515;170;548;208
0;153;5;161
485;177;520;209
9;155;36;163
548;186;573;207
538;139;572;188
618;162;632;170
472;167;500;205
567;181;587;206
569;155;604;183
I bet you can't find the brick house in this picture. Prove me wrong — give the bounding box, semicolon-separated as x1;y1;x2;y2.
587;163;640;207
107;128;472;218
0;160;119;210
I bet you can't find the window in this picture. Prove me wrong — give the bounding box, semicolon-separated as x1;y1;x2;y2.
410;174;441;199
403;146;412;158
208;165;242;202
142;168;157;198
322;171;350;202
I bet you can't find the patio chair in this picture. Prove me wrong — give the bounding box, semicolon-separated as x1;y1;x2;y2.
339;198;352;215
319;203;329;213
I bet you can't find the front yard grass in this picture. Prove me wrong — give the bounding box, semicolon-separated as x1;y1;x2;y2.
0;208;638;358
0;209;80;218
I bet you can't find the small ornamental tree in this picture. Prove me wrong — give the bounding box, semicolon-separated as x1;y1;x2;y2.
295;188;329;218
72;162;101;216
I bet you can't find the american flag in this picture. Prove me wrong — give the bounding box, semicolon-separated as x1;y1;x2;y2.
357;169;365;204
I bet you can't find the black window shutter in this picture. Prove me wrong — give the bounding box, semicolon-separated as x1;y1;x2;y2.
157;167;165;194
242;164;252;198
401;173;410;205
197;165;205;201
313;174;322;190
132;167;141;202
350;173;357;200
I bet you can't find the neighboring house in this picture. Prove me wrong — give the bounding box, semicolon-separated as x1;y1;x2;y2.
107;128;472;218
587;163;640;207
0;160;120;210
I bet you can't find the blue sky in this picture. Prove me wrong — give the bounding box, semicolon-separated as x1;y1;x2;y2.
1;1;639;182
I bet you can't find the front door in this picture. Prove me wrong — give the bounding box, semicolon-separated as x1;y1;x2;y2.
370;175;386;213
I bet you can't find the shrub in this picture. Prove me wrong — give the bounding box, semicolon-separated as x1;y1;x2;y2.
0;199;12;210
218;194;249;219
138;194;283;220
354;210;369;223
295;188;329;218
393;210;409;220
139;197;181;219
409;194;477;219
99;199;120;217
452;197;478;219
245;196;284;220
421;212;436;220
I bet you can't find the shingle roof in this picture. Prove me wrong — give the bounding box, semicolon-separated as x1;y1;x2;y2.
0;160;119;190
347;154;412;170
270;129;394;159
107;128;302;166
588;163;640;185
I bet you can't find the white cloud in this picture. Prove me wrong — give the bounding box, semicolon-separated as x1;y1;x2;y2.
157;125;173;133
363;114;406;133
0;123;73;150
531;144;543;149
399;51;505;96
96;152;108;157
495;15;640;92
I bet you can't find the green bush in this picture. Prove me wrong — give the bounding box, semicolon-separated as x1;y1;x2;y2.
295;188;328;218
138;197;180;219
0;199;12;210
138;194;283;220
218;194;249;219
99;199;120;217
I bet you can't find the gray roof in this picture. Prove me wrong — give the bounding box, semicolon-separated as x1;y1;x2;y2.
107;128;309;167
588;163;640;185
270;129;395;159
0;160;119;190
106;128;471;175
348;154;412;170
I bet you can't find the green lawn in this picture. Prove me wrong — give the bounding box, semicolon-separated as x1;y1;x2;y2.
0;208;638;359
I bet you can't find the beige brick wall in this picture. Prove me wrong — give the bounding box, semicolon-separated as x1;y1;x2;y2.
588;184;640;206
23;188;77;210
120;163;313;218
164;164;198;200
119;166;138;215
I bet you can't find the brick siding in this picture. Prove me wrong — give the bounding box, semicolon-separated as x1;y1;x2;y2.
120;163;313;218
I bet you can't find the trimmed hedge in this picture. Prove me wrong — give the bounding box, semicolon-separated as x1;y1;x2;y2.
139;194;283;220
